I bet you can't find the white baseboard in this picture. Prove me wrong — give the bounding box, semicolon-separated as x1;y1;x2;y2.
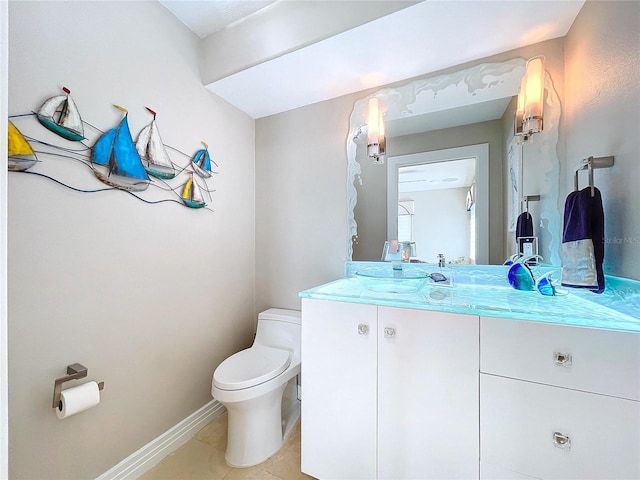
96;400;225;480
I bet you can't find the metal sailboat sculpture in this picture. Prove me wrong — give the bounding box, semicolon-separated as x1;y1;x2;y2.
191;142;214;178
181;171;206;208
91;105;150;191
36;87;84;141
135;107;176;179
8;121;38;171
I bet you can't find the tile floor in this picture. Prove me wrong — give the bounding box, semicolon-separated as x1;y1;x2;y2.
138;412;315;480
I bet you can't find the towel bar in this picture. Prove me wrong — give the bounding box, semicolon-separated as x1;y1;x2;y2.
522;195;540;213
574;156;614;196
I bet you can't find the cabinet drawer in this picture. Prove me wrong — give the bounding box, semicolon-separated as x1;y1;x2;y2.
481;317;640;400
480;374;640;480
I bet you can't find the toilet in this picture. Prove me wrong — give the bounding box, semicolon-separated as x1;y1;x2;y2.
211;308;301;467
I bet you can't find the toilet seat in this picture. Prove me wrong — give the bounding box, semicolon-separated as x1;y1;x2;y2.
213;345;291;390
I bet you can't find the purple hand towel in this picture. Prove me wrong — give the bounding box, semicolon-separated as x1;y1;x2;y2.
561;187;605;293
516;212;534;238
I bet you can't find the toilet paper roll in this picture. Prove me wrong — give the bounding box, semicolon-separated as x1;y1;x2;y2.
56;381;100;419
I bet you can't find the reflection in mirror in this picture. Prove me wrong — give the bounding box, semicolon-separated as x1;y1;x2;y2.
346;58;561;265
386;144;489;264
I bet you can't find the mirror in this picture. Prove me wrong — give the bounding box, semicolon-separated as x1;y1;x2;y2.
346;58;562;265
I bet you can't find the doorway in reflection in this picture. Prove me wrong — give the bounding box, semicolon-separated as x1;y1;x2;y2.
396;158;476;264
386;144;489;265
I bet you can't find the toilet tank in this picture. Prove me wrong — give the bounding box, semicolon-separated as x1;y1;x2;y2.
254;308;301;360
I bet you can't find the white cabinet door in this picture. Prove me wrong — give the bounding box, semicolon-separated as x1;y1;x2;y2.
301;298;378;480
481;374;640;480
377;307;480;479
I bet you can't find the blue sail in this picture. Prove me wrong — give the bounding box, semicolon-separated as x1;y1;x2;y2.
191;148;212;178
92;113;149;190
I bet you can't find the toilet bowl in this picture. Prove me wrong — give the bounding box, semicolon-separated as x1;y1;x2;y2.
211;308;301;468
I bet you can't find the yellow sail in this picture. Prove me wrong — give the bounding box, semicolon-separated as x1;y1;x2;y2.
8;121;35;157
181;177;193;200
8;120;38;171
181;172;206;208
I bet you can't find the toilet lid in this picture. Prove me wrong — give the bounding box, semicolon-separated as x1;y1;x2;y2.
213;345;291;390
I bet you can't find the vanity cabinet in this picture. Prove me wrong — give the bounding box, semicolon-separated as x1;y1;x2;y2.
480;316;640;480
301;298;479;480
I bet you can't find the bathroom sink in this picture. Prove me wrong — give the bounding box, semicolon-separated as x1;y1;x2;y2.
355;267;430;293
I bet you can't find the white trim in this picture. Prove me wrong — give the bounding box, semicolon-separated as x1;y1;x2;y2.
387;144;490;265
1;1;10;478
95;400;225;480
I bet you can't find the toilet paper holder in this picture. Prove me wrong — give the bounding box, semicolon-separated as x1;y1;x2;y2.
52;363;104;409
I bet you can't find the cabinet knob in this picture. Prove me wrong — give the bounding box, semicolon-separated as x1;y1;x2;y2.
357;324;369;335
384;327;396;338
554;351;573;367
552;431;571;450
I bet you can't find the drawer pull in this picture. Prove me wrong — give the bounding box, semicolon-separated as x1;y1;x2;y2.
384;327;396;338
553;431;571;450
358;324;369;336
554;351;572;367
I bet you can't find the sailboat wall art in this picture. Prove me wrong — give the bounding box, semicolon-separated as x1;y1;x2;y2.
8;121;38;171
191;142;214;178
10;88;218;212
181;171;206;208
36;87;85;141
135;107;176;179
91;105;150;191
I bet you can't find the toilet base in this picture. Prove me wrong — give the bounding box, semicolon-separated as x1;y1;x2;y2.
224;378;300;468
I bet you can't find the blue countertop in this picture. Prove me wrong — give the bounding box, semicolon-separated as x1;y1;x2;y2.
299;262;640;333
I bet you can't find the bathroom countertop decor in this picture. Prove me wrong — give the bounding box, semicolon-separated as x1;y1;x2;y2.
299;262;640;333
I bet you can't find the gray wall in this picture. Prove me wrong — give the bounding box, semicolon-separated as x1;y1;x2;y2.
564;0;640;280
8;2;256;478
255;97;349;313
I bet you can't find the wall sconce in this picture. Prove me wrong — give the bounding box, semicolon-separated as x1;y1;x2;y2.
367;98;386;164
515;55;545;143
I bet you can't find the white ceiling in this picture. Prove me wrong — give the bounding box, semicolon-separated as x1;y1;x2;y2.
159;0;584;119
160;0;277;38
399;157;476;193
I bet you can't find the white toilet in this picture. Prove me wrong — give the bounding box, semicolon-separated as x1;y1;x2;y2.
211;308;301;467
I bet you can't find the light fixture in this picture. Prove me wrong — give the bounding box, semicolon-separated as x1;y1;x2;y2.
515;55;545;143
367;98;386;164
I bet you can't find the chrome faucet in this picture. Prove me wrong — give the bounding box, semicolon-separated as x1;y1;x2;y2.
437;253;446;268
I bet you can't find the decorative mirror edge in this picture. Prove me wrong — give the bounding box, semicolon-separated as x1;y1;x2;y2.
346;57;562;264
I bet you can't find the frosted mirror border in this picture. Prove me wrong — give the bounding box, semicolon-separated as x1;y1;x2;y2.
346;58;562;264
